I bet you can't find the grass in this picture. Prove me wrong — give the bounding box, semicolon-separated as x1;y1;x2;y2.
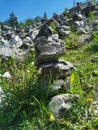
0;33;98;130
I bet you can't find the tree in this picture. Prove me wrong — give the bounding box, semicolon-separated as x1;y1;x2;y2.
3;19;10;26
34;16;42;23
25;18;34;27
9;12;19;28
43;12;47;19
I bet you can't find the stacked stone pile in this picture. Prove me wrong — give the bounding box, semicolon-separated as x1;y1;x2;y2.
34;20;80;118
34;19;73;80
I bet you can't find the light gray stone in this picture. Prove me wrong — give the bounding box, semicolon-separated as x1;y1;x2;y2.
3;25;13;31
0;47;18;57
38;60;73;80
74;21;84;27
1;72;11;79
58;25;71;36
77;27;88;34
50;79;64;93
35;36;65;65
78;34;91;43
35;24;53;39
48;94;80;118
30;29;39;40
8;35;23;48
59;25;70;31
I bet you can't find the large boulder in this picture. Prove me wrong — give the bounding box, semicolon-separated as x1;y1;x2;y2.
35;36;65;65
48;94;80;118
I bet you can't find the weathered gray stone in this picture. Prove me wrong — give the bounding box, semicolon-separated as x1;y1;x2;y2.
92;102;98;115
78;34;91;43
59;30;71;36
38;60;73;80
35;24;53;39
35;36;65;65
30;29;39;40
2;72;11;79
49;78;70;95
58;25;71;36
22;37;32;44
74;21;84;27
3;25;13;31
8;35;23;48
0;47;18;57
77;27;88;34
58;26;70;31
48;94;80;118
19;33;28;39
15;48;34;61
0;46;34;61
50;79;64;93
21;37;34;49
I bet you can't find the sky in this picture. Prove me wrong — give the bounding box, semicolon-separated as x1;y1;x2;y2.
0;0;86;22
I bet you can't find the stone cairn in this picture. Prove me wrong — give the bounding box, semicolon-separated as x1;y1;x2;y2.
34;19;73;82
34;19;80;118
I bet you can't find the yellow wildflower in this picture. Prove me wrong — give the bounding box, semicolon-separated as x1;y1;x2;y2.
49;113;55;122
86;98;93;103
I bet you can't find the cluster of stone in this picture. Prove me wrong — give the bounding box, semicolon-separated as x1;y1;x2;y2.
0;24;39;60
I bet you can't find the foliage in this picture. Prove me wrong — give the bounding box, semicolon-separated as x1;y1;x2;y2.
34;16;42;23
64;33;81;49
9;12;19;28
25;18;34;27
50;22;57;34
43;12;47;19
88;11;95;20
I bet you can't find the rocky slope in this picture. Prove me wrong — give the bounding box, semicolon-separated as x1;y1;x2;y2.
0;0;98;128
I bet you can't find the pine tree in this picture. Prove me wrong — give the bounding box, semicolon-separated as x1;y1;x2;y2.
9;12;19;28
43;12;47;19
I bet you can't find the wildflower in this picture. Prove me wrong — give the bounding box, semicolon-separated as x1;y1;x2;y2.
49;113;55;122
86;98;93;103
